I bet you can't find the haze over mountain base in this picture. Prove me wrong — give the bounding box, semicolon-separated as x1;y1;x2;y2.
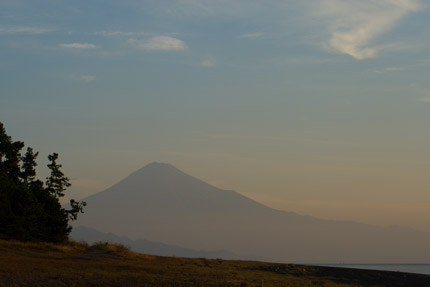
71;226;238;259
75;162;430;264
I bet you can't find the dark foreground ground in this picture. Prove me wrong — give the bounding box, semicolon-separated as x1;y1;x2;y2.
1;240;429;287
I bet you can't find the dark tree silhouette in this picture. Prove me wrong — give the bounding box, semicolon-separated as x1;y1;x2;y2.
0;122;86;242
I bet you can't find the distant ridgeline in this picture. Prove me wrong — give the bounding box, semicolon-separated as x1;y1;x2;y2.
0;122;85;242
71;226;238;259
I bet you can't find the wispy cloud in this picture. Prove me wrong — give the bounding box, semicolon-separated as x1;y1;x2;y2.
69;74;96;82
209;134;364;147
128;36;187;51
95;30;148;37
209;134;284;141
80;75;95;82
308;0;422;59
374;60;430;73
59;43;97;49
158;0;262;18
0;25;52;35
238;32;264;39
374;66;406;73
201;57;216;67
417;98;430;102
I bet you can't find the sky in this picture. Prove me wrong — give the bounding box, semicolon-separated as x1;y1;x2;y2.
1;0;430;231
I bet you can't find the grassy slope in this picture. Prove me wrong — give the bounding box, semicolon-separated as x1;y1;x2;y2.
1;240;429;287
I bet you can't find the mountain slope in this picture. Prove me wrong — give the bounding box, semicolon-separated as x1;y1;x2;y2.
76;162;430;263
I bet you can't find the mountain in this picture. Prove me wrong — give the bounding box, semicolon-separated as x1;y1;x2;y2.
75;162;430;263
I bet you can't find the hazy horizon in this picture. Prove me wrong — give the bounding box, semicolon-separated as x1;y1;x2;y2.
2;0;430;232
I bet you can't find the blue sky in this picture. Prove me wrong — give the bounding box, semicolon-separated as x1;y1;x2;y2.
2;0;430;231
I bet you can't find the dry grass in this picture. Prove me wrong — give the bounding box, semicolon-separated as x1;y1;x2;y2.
87;241;133;257
1;239;429;287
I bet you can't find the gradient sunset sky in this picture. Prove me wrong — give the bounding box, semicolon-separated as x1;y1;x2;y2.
1;0;430;231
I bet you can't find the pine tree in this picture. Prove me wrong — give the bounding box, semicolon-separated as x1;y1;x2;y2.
0;122;85;242
46;153;71;198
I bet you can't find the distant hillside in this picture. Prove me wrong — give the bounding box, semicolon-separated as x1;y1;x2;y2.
71;226;237;259
75;162;430;263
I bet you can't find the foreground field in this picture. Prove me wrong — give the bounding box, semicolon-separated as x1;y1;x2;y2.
1;240;429;287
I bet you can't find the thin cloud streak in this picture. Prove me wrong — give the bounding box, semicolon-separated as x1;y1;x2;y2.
201;57;216;67
0;25;52;35
69;74;96;82
128;36;187;51
95;30;149;37
59;43;97;49
210;134;285;141
309;0;422;59
238;32;265;39
79;75;96;82
159;0;262;18
374;60;430;73
417;98;430;102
